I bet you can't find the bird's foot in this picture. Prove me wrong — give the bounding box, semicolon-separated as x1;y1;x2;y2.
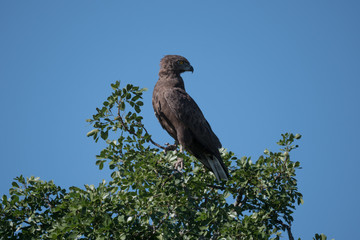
164;143;178;153
174;157;184;172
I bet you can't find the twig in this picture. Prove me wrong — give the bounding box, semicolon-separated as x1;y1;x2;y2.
234;188;245;207
276;219;294;240
206;184;227;191
141;123;174;150
115;113;170;150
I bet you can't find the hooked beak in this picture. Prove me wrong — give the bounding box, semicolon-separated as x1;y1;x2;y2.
187;65;194;73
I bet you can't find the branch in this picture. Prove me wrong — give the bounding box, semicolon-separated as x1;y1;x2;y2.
276;219;294;240
234;188;245;207
141;123;177;151
115;113;173;150
206;184;227;191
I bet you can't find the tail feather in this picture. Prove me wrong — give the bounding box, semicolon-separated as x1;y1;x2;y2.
206;155;229;181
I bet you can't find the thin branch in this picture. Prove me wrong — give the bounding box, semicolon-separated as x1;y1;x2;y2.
286;225;294;240
141;123;176;150
206;184;227;191
276;219;294;240
115;110;176;151
234;188;245;207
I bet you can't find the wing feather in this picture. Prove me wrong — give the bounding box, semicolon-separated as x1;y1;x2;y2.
163;88;221;152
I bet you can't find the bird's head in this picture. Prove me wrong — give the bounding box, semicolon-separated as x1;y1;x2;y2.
160;55;194;74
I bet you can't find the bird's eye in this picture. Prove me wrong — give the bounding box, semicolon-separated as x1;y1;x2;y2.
178;61;184;65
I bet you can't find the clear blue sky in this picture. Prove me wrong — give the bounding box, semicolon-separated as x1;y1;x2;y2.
1;1;359;239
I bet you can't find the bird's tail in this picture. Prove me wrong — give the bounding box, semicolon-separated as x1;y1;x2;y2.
206;155;229;181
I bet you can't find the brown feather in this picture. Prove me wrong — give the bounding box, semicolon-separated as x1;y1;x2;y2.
152;55;230;181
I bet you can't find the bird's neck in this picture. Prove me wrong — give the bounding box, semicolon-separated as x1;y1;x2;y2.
158;70;185;89
159;68;182;77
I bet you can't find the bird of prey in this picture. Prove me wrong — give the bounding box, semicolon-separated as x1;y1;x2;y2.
152;55;230;181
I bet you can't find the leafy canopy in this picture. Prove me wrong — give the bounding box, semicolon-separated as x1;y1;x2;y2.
0;81;329;239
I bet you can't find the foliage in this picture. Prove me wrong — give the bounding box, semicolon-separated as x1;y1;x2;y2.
0;81;330;239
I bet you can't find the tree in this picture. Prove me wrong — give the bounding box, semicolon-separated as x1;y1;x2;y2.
0;81;329;239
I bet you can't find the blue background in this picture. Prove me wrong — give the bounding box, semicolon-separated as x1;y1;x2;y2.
1;1;359;239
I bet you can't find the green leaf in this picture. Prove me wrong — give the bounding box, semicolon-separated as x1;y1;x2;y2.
126;84;133;91
111;80;120;90
132;95;141;101
120;101;125;111
134;105;141;113
101;131;108;140
223;191;231;198
139;87;148;92
99;161;104;170
11;195;19;203
295;133;302;139
87;129;99;137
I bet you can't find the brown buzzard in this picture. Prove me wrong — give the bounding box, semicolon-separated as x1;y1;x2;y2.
152;55;230;181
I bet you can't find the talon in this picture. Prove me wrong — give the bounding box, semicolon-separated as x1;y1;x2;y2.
164;143;178;153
